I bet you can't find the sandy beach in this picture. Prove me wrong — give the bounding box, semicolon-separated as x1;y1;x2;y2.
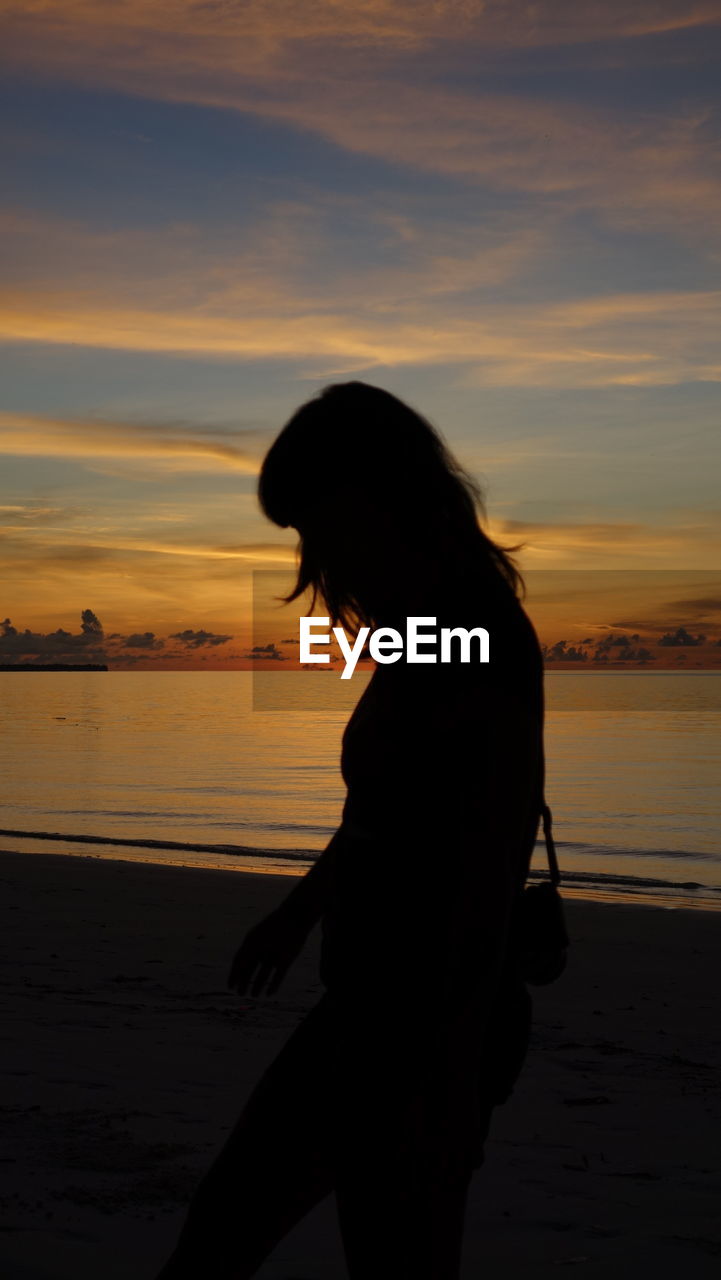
1;849;719;1280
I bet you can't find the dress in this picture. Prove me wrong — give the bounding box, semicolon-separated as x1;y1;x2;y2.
319;574;544;1169
165;573;544;1278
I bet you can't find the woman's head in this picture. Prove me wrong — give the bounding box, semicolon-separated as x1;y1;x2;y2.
259;381;521;630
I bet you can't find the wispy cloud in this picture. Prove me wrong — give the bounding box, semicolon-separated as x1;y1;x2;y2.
2;284;719;387
0;524;294;566
4;3;718;74
492;515;721;566
3;189;720;386
0;410;261;472
4;3;720;235
0;500;84;524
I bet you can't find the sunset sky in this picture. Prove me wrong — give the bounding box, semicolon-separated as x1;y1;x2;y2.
2;1;721;668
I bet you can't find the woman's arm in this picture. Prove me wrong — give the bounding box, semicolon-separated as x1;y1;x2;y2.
277;824;343;930
227;827;342;997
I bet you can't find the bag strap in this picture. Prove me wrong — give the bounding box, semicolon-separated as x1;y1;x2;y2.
538;670;561;887
541;802;561;887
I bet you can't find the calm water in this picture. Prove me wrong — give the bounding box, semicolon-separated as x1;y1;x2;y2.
1;671;720;908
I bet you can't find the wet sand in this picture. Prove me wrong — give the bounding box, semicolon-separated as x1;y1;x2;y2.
1;850;719;1279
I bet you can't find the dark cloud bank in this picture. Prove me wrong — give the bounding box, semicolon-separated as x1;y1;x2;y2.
1;611;719;668
0;613;234;665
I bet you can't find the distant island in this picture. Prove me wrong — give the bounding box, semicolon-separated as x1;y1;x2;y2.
0;663;109;671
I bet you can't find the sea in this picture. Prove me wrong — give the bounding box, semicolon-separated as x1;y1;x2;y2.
1;671;720;909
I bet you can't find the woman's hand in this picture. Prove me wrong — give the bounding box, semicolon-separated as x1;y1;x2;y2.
228;903;313;998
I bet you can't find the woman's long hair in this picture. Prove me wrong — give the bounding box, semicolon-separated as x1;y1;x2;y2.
258;382;523;633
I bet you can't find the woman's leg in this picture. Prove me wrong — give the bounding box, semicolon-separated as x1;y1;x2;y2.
155;996;336;1280
328;1052;482;1280
156;991;492;1280
335;1155;474;1280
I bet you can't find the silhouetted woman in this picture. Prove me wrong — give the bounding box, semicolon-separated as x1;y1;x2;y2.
157;383;544;1279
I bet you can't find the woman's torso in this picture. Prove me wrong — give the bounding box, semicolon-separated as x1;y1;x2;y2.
320;571;545;1009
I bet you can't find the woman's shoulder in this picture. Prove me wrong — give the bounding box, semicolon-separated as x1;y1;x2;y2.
341;574;542;741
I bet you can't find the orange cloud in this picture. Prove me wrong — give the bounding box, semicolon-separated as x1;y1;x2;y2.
0;410;261;472
490;515;721;568
0;521;285;640
2;281;720;387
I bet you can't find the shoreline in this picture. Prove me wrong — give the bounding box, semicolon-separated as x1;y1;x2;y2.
1;837;720;913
